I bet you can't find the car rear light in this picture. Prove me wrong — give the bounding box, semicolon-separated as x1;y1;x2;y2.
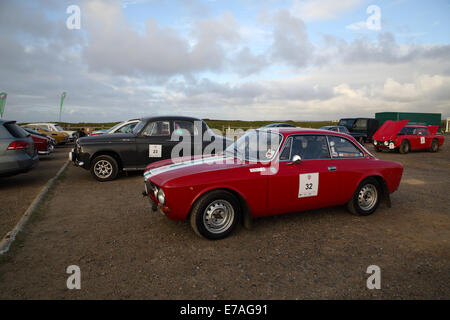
7;140;29;150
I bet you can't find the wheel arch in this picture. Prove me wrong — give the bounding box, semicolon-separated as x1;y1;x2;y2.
354;174;391;208
187;186;252;228
90;150;123;169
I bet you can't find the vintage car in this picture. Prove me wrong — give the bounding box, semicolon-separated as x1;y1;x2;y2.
70;116;232;181
143;128;404;239
27;122;78;141
25;124;69;145
338;118;380;143
373;120;444;153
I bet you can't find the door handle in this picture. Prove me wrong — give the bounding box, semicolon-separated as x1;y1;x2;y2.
328;166;337;172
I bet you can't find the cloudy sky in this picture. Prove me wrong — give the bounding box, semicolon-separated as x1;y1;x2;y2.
1;0;449;123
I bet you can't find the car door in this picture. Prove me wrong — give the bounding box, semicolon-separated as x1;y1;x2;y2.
326;135;368;202
416;128;429;150
135;120;177;169
267;134;341;215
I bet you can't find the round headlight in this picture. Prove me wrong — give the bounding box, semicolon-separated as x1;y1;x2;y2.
157;188;165;205
384;141;388;146
374;140;377;145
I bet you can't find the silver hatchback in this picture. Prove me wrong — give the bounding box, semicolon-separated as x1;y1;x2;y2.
0;120;39;177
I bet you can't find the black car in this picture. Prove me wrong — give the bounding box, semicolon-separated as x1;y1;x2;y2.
70;116;232;181
338;118;380;143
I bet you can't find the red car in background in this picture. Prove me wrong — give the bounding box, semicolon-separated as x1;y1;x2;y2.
373;120;444;154
29;133;54;155
143;128;403;239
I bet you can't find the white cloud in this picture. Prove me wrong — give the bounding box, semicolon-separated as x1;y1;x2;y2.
292;0;366;21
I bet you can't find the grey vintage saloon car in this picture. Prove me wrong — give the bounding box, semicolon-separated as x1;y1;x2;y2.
70;116;232;181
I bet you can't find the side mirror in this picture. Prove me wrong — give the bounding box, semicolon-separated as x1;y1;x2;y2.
288;155;302;165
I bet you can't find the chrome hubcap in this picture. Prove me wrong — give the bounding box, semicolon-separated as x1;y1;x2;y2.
358;184;378;211
203;200;234;234
94;160;112;178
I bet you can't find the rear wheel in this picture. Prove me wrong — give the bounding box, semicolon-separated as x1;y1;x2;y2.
399;140;410;154
347;178;381;216
190;190;240;240
90;155;119;182
430;139;439;152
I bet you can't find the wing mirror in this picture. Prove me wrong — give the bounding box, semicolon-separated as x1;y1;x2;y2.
287;155;302;165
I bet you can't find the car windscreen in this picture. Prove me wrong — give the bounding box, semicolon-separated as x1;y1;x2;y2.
132;120;145;135
338;119;355;128
225;130;282;162
107;121;126;133
4;122;29;138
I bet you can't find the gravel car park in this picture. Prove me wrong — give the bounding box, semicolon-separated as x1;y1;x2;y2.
0;141;448;299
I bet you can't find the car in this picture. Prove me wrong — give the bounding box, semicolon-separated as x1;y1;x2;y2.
29;132;54;155
319;125;351;134
89;119;140;136
70;116;232;181
142;127;404;239
25;124;69;145
338;118;380;143
261;123;296;128
0;120;39;177
27;123;78;142
372;120;445;153
22;126;57;147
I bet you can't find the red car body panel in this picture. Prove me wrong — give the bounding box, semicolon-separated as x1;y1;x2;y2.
373;120;410;141
144;129;403;221
29;134;50;154
373;121;444;151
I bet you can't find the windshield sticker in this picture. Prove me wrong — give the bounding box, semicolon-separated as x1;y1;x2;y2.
149;144;162;158
299;173;319;198
265;150;275;159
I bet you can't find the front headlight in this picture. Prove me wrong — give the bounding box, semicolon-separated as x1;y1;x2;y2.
157;188;165;205
384;141;388;146
374;140;377;145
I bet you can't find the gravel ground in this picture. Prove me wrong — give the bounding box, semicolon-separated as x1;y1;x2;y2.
0;143;448;299
0;145;71;239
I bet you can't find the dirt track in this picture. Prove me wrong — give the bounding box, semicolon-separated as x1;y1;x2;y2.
0;143;449;299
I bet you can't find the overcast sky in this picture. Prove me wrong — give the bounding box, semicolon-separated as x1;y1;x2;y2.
1;0;449;123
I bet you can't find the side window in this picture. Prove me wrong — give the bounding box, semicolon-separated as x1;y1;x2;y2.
328;136;364;158
330;127;338;132
279;137;292;161
142;121;170;137
174;120;199;136
290;135;330;160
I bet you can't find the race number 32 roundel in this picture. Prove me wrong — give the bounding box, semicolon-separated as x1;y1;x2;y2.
298;173;319;198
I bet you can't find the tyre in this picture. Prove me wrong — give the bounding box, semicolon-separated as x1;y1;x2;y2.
430;139;439;152
190;190;240;240
347;177;381;216
399;140;410;154
90;155;119;182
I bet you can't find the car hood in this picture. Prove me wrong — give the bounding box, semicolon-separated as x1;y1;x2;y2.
78;132;135;143
427;126;439;135
144;155;254;186
373;120;409;141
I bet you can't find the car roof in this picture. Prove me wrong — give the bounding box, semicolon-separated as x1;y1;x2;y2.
139;115;202;122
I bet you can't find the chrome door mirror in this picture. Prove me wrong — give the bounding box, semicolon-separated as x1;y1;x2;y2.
287;155;302;165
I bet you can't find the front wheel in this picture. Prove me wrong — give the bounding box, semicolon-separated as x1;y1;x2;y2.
399;140;410;154
90;155;119;182
347;178;381;216
190;190;240;240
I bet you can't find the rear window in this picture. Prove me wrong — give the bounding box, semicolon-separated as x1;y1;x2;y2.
4;122;29;138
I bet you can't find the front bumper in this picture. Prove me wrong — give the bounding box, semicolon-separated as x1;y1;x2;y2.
69;149;90;169
374;140;397;150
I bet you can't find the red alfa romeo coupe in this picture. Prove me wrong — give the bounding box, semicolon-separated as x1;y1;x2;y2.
143;128;404;239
